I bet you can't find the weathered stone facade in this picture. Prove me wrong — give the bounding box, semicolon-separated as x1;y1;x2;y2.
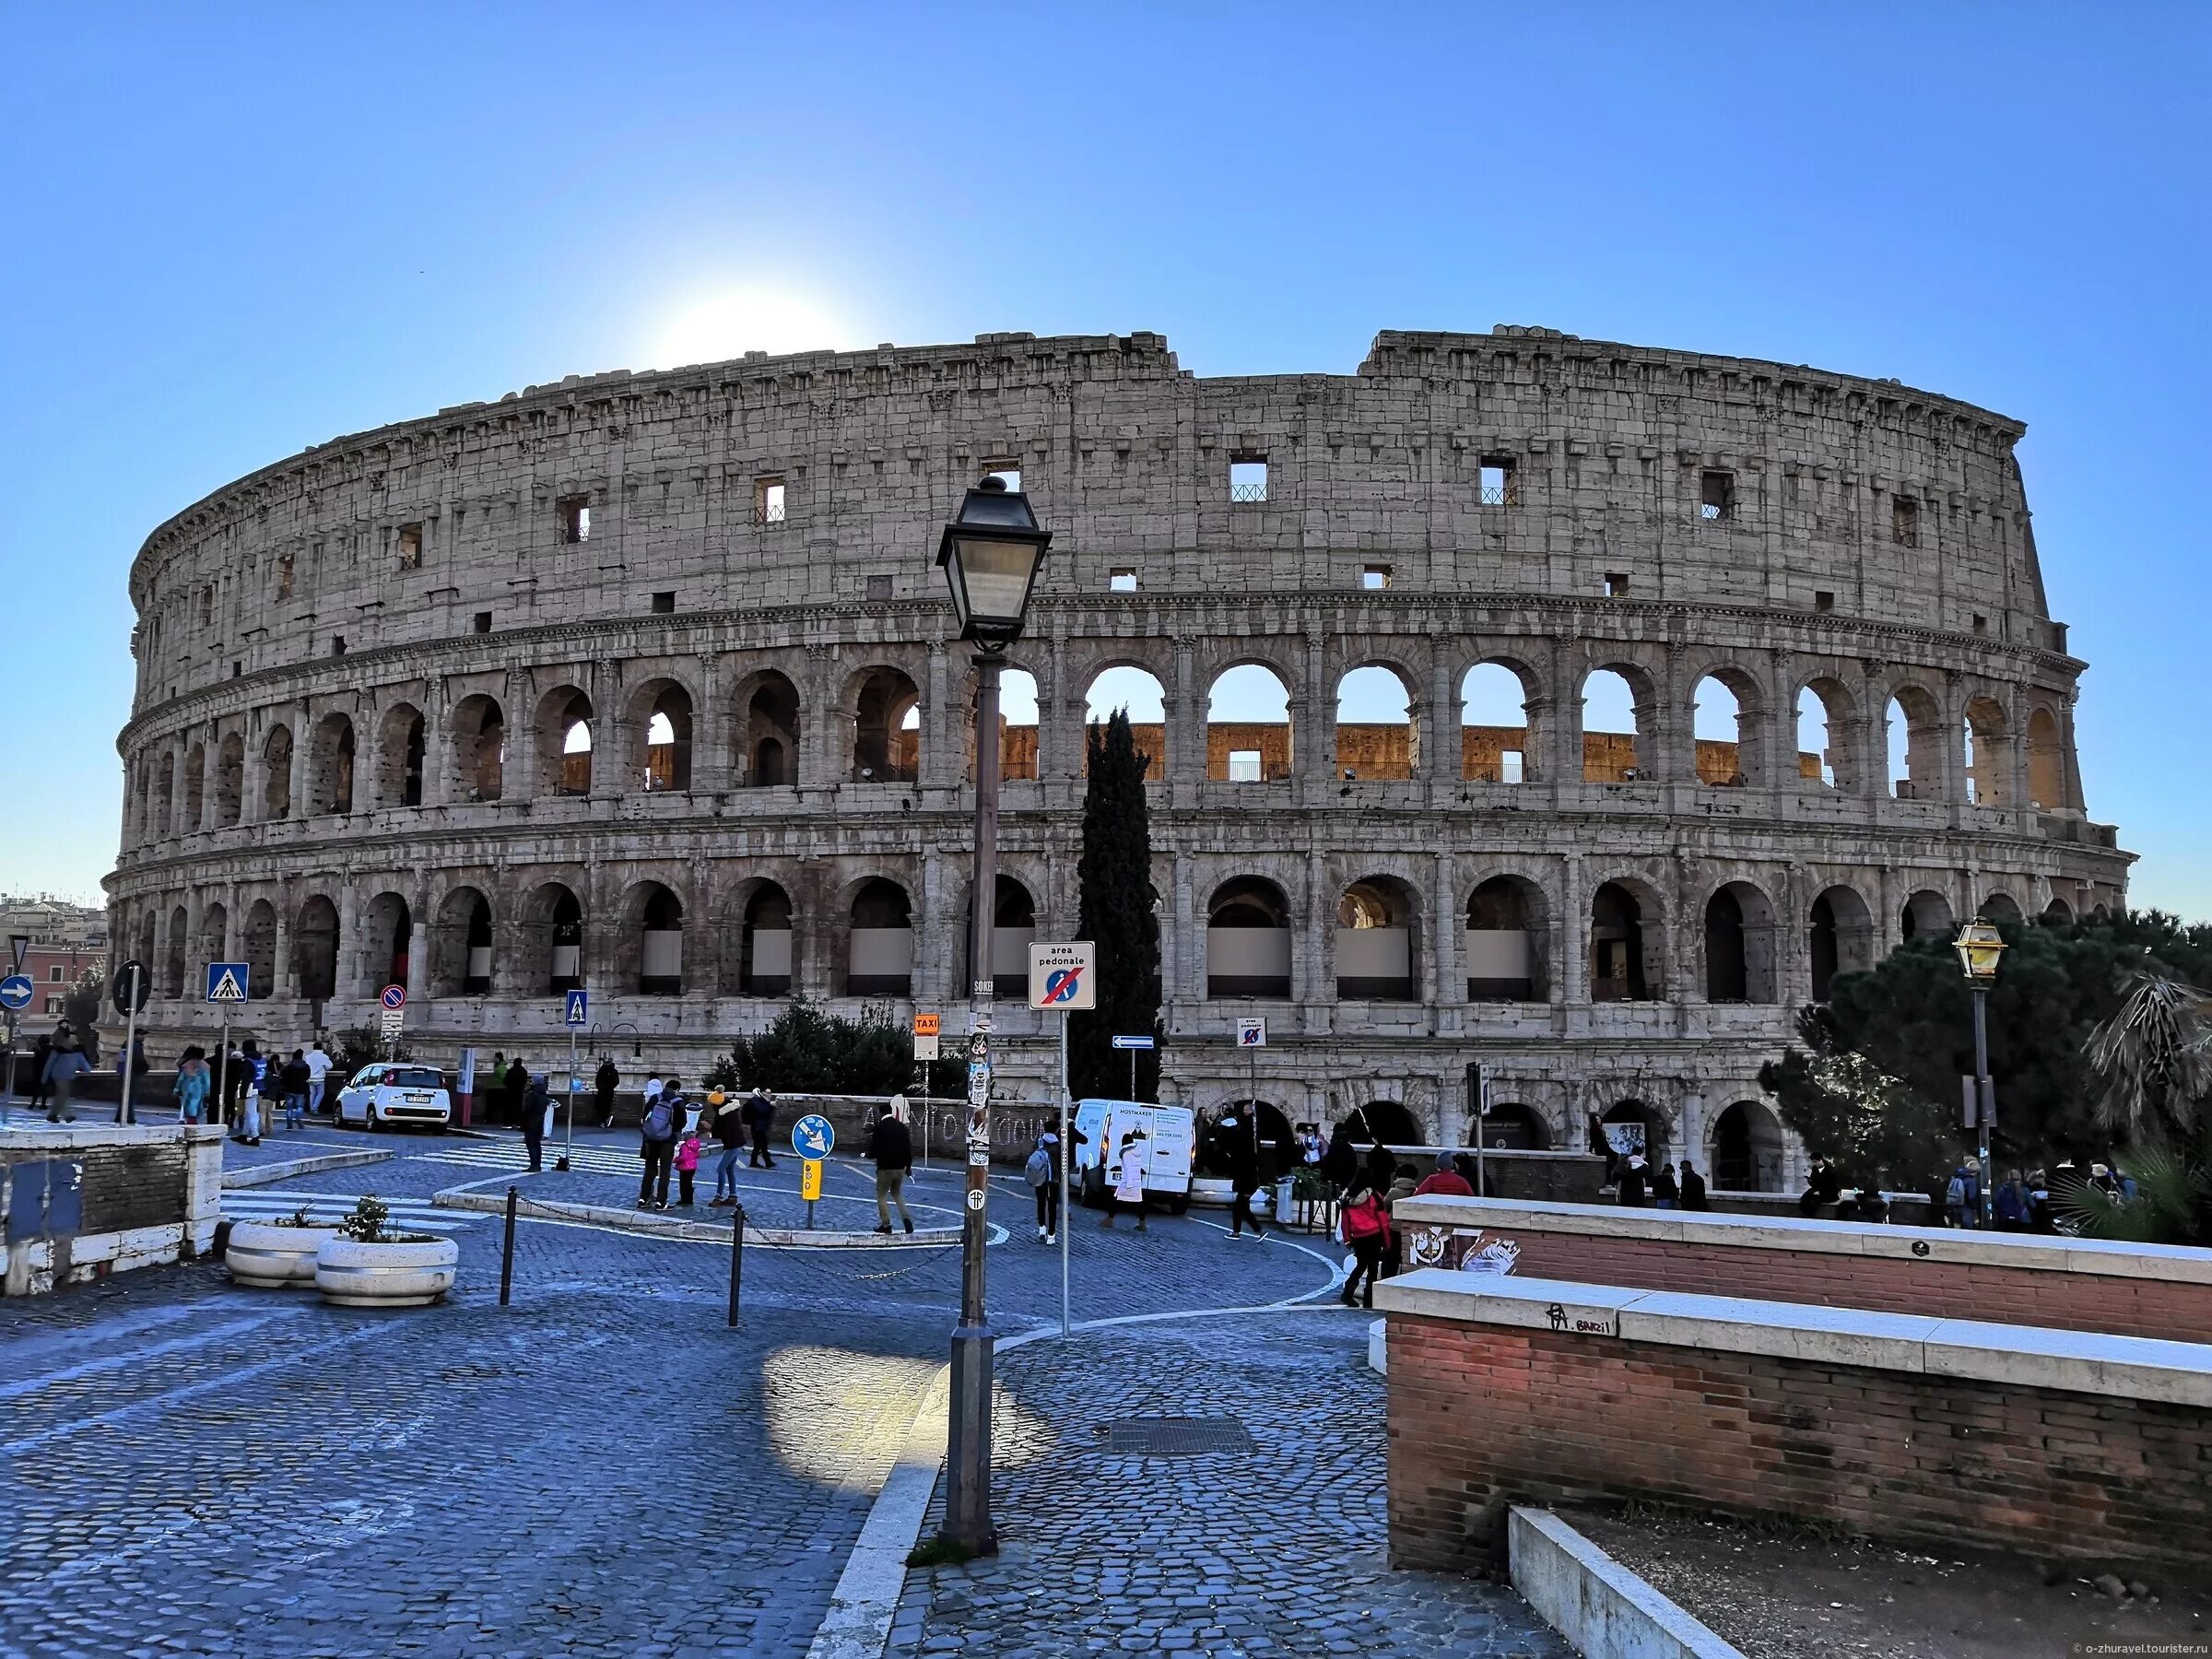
106;326;2129;1186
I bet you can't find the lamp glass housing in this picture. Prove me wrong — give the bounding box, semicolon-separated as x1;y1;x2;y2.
1953;922;2007;982
937;482;1050;646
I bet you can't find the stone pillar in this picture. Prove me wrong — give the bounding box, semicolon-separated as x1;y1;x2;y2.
1170;846;1194;1006
692;657;728;794
288;699;312;818
801;644;841;792
422;678;451;806
589;663;624;801
271;879;294;1002
921;643;954;793
918;846;945;1004
1431;851;1457;1006
1549;639;1581;789
1559;854;1585;1006
338;885;362;1000
1679;1092;1708;1179
405;886;430;1006
1300;849;1329;1012
1427;655;1457;785
1298;630;1328;791
1166;638;1202;788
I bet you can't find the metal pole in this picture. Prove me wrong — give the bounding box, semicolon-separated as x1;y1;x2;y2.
1972;987;1993;1229
1474;1062;1488;1199
727;1201;745;1326
120;964;142;1125
944;645;1002;1555
2;1010;16;1119
1129;1045;1136;1103
499;1184;518;1306
560;1027;577;1172
214;1016;229;1130
1060;1011;1070;1338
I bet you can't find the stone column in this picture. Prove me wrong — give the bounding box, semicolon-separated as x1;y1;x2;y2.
800;644;840;792
589;662;624;801
692;657;728;794
1298;629;1327;790
918;846;945;1004
422;678;452;806
288;699;312;818
1170;846;1194;1006
1300;849;1330;1011
1548;638;1581;791
921;643;953;793
1426;656;1457;786
1431;851;1458;1006
405;886;430;1006
1166;638;1202;790
1559;854;1585;1006
1678;1092;1708;1179
338;885;362;1000
271;879;294;1001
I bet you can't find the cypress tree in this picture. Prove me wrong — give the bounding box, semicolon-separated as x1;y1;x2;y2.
1071;711;1163;1100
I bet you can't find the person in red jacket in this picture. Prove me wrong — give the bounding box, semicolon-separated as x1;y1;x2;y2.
1413;1151;1473;1198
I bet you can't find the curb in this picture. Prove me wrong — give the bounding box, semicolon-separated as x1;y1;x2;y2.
1507;1506;1746;1659
223;1149;396;1190
429;1185;963;1249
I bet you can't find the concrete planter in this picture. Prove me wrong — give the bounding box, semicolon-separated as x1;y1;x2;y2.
313;1236;459;1308
226;1222;343;1289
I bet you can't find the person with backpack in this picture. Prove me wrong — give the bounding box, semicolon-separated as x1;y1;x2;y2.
709;1093;748;1206
637;1076;681;1210
868;1102;915;1235
1024;1132;1061;1244
745;1087;778;1169
1338;1170;1393;1309
1945;1157;1982;1228
594;1055;620;1127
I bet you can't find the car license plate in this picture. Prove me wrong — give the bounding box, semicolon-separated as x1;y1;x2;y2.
404;1091;433;1104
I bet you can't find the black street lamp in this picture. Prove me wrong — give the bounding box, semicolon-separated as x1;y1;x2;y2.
1953;921;2006;1227
935;475;1051;1556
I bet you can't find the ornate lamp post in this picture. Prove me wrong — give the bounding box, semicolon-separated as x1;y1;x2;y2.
935;475;1051;1554
1953;921;2007;1228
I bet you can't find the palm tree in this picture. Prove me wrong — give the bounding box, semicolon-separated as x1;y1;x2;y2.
2067;1148;2212;1247
2085;973;2212;1144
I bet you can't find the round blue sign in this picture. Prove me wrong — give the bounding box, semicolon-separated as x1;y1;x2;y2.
0;974;32;1012
791;1113;836;1159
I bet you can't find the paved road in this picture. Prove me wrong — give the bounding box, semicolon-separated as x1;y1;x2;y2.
0;1137;1340;1658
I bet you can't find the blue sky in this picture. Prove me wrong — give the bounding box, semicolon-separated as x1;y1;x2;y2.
4;3;2206;914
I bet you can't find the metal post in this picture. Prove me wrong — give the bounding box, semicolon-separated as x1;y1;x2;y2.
1060;1010;1070;1338
1972;987;1994;1229
2;1010;16;1119
499;1184;518;1306
559;1027;577;1172
943;646;1003;1556
214;1016;229;1130
120;963;143;1125
727;1201;745;1326
1474;1062;1488;1199
1129;1045;1136;1103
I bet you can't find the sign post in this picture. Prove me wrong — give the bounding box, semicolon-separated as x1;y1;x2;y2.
1235;1017;1266;1130
113;959;151;1125
1030;943;1096;1338
562;989;588;1171
793;1114;835;1232
206;962;250;1128
0;943;31;1119
1111;1032;1155;1103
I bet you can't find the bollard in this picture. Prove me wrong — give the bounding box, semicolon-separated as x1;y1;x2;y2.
726;1202;745;1327
499;1184;518;1306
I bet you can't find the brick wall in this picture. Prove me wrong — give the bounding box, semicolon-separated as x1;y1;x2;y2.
2;1124;221;1294
1386;1312;2212;1576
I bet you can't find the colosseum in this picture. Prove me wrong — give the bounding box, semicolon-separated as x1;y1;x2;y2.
108;325;2129;1188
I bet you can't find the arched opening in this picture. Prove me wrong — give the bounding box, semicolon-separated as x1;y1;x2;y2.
1963;697;2011;808
431;888;493;996
1808;885;1875;1001
1206;664;1292;782
199;901;228;973
522;882;585;993
2027;707;2065;810
1703;881;1779;1004
1590;880;1662;1001
1361;1100;1422;1149
1712;1100;1785;1192
261;725;292;820
1900;888;1955;941
153;752;174;835
1335;665;1416;782
310;713;355;815
965;874;1036;998
1796;681;1853;791
852;668;920;784
376;703;426;807
450;694;505;802
1206;877;1291;998
243;900;276;1001
2042;896;2077;925
987;668;1040;783
1885;687;1946;801
215;733;243;827
536;688;594;796
1980;891;2023;924
738;882;794;996
1581;668;1643;782
362;892;412;994
1475;1100;1550;1151
633;681;694;792
629;883;685;994
1692;673;1755;786
163;905;187;998
1206;1101;1300;1182
1465;875;1547;1001
848;878;914;995
1599;1099;1667;1171
182;743;206;830
741;673;800;787
294;895;339;1002
1083;665;1167;779
1461;661;1536;783
1336;876;1418;1000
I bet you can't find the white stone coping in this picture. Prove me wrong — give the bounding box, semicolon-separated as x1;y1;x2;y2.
0;1123;226;1151
1508;1506;1746;1659
1393;1193;2212;1285
1376;1269;2212;1407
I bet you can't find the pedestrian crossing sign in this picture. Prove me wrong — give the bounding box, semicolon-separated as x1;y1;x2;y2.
206;962;251;1005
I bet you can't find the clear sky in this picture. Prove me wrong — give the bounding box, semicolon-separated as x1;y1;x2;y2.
5;3;2206;914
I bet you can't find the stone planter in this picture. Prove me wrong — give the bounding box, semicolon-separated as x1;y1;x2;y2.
314;1236;459;1308
226;1222;343;1289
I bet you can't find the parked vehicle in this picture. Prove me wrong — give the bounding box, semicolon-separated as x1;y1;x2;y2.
336;1065;453;1132
1071;1099;1195;1214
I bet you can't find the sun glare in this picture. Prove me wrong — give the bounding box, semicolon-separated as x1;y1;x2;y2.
652;287;854;369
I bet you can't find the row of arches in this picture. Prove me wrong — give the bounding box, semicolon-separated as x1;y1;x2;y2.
125;653;2079;842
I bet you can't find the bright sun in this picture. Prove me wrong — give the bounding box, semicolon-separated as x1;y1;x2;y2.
652;286;855;369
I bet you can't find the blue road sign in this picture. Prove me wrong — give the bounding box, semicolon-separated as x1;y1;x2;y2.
1111;1033;1155;1051
792;1113;835;1159
0;974;32;1012
206;962;251;1005
563;989;589;1027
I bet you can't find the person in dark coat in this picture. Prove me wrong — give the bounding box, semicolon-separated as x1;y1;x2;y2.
26;1032;54;1114
745;1087;778;1168
1651;1160;1680;1209
594;1056;620;1127
501;1053;530;1129
867;1103;915;1234
1321;1118;1361;1196
1677;1159;1709;1212
1217;1105;1267;1240
520;1072;549;1172
1800;1156;1843;1217
1617;1153;1650;1206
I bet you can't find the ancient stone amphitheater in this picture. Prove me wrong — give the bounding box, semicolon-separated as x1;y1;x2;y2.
109;326;2128;1187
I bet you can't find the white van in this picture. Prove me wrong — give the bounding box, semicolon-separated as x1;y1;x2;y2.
1071;1099;1195;1215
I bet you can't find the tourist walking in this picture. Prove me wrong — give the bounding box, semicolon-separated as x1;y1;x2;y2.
1337;1170;1392;1309
1994;1167;2031;1230
42;1033;90;1124
519;1071;549;1172
1101;1130;1148;1231
1218;1104;1267;1240
674;1125;701;1206
1945;1157;1982;1229
174;1047;211;1124
710;1093;747;1206
279;1050;311;1133
26;1031;54;1116
501;1054;531;1132
637;1077;678;1210
594;1055;620;1127
303;1040;333;1115
1024;1132;1060;1243
745;1086;778;1168
868;1102;915;1235
1677;1159;1709;1211
237;1041;266;1144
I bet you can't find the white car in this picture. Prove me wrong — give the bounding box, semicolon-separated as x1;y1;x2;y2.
336;1064;453;1132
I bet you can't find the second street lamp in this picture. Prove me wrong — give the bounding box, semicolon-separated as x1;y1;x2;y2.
935;475;1052;1555
1953;921;2007;1228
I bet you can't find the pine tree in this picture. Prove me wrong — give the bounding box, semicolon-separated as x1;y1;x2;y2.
1071;712;1163;1100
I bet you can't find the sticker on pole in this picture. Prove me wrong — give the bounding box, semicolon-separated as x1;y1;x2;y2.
1029;941;1096;1010
206;962;251;1004
1236;1018;1267;1048
0;974;31;1012
966;1188;986;1211
380;983;406;1011
791;1114;835;1159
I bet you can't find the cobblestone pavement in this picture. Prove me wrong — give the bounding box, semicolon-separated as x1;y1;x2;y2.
888;1314;1571;1659
2;1139;1340;1658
